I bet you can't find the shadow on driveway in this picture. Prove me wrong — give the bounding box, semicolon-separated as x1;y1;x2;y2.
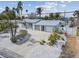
16;34;31;45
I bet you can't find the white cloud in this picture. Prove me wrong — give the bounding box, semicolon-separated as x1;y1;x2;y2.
34;1;72;13
0;8;4;13
35;2;58;13
60;4;66;7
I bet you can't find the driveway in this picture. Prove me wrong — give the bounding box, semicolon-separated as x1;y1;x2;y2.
0;29;51;58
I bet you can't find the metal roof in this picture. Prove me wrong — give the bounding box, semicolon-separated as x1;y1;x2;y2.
24;19;41;23
34;20;63;26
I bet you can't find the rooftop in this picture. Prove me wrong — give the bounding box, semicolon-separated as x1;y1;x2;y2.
34;20;63;26
24;19;41;23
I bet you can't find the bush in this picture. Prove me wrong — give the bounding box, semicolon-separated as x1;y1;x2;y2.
11;30;28;43
48;32;60;46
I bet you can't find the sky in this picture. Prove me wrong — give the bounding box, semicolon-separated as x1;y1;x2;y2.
0;1;79;17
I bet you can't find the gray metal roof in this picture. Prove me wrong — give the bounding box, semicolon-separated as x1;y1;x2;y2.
24;19;41;23
34;20;63;26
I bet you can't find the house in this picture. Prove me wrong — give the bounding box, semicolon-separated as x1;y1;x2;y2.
34;20;65;32
23;19;41;29
23;19;65;32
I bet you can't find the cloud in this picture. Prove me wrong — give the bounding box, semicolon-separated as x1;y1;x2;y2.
8;2;17;5
34;1;72;14
35;2;58;13
0;8;4;13
60;4;66;7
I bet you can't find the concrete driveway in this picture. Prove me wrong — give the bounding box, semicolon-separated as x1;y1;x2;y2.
0;29;51;58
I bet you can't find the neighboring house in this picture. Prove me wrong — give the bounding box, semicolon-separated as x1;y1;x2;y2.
23;19;65;32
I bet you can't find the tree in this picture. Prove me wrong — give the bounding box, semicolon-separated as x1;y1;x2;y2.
26;10;28;18
36;7;43;18
69;17;74;22
44;16;49;20
73;10;79;26
55;13;60;19
49;13;54;19
73;10;79;17
17;1;23;17
1;6;16;37
12;7;17;36
16;8;20;16
26;10;28;13
5;6;9;12
69;17;75;27
28;12;37;19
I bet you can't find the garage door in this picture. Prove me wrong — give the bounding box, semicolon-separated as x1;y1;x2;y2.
44;26;53;32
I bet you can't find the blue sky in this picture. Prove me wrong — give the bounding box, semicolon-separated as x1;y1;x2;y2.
0;1;79;16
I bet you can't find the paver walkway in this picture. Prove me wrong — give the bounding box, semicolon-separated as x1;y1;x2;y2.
67;27;79;58
67;36;76;57
75;36;79;58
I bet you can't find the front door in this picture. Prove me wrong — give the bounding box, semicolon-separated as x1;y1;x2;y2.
41;25;44;31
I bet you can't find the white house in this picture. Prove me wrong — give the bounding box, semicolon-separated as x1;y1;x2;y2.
23;19;65;32
23;19;41;29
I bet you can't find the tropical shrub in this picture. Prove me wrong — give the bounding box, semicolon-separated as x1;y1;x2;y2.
48;32;60;46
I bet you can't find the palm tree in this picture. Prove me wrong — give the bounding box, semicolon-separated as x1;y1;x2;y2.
73;10;79;26
12;7;17;36
49;13;54;19
16;8;20;16
2;7;16;37
26;10;28;18
36;7;43;18
55;13;60;19
26;10;28;12
17;1;23;17
5;6;9;12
